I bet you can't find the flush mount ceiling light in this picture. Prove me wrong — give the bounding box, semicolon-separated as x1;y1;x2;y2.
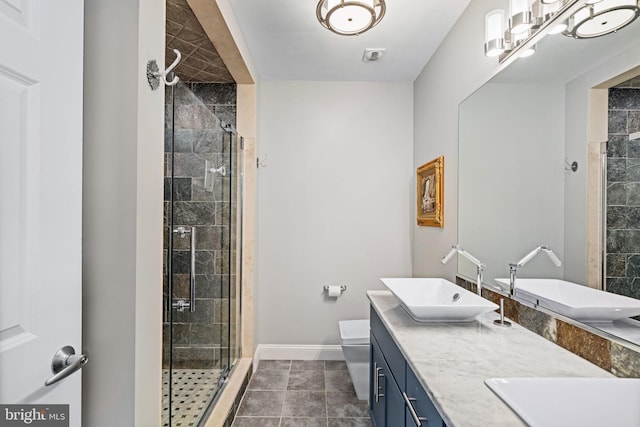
565;0;640;38
316;0;386;36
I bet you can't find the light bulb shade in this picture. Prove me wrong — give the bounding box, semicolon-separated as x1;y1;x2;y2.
485;9;506;57
565;0;640;39
510;0;533;33
316;0;386;36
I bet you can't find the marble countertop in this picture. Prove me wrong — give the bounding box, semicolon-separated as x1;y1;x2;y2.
367;290;614;427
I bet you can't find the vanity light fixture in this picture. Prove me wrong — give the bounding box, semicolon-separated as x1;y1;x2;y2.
564;0;640;39
484;0;640;62
316;0;386;36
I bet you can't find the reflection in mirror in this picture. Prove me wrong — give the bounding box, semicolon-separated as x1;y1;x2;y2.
458;17;640;346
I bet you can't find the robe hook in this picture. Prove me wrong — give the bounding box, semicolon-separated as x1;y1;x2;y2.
146;49;181;90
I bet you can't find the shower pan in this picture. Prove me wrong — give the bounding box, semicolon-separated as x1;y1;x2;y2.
163;82;243;427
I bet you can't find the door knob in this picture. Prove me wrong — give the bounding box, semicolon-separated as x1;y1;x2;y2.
44;346;88;386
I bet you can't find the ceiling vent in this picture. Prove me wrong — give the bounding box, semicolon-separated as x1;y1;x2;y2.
363;48;386;62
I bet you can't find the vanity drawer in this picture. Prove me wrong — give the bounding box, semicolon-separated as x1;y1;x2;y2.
370;307;406;390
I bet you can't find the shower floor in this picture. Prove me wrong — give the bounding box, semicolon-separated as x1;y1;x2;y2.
162;368;222;427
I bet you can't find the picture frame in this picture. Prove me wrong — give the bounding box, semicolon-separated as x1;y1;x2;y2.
416;156;444;227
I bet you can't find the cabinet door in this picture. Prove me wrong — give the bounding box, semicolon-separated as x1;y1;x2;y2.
371;333;406;427
370;335;386;427
405;367;446;427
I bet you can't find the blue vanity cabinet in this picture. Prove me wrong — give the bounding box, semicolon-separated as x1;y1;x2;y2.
370;307;447;427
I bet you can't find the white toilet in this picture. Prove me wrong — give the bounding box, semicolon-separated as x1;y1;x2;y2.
339;319;370;401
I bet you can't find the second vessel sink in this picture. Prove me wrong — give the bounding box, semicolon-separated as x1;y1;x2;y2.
380;277;498;322
485;377;640;427
495;278;640;322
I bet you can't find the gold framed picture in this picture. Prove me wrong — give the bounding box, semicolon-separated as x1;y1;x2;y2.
417;156;444;227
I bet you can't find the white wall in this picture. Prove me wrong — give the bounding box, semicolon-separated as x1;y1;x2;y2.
412;0;503;278
458;83;566;283
83;0;164;425
257;81;413;345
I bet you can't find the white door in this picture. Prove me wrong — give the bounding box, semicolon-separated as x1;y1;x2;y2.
0;0;84;425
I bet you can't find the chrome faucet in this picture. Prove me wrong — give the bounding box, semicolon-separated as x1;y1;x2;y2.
509;245;562;296
441;244;485;296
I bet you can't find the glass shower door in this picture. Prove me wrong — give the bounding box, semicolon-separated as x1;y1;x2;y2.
163;82;241;427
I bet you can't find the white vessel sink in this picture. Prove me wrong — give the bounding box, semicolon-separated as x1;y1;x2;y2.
494;278;640;322
380;278;498;322
485;377;640;427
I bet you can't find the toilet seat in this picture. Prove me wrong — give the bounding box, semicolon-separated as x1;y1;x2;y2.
339;319;370;345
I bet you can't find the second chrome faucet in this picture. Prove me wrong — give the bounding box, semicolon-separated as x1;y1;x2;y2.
509;245;561;297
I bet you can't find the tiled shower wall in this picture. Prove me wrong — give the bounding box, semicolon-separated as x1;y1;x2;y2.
606;86;640;300
163;82;237;369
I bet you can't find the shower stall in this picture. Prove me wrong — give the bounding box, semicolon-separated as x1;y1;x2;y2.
163;82;243;427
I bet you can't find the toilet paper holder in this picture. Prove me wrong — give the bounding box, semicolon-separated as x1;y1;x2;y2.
324;285;347;296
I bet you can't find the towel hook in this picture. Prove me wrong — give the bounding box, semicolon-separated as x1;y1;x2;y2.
146;49;181;90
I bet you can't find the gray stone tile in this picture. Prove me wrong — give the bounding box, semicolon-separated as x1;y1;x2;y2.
608;158;627;181
608;135;627;158
280;418;327;427
165;128;193;153
174;103;220;130
326;392;369;418
291;360;325;371
215;105;237;128
607;253;626;277
630;139;640;158
257;360;291;371
607;206;626;228
195;274;223;299
190;322;220;346
328;419;372;427
232;417;280;427
609;110;628;135
630;110;640;134
171;346;215;369
287;369;325;391
192;129;224;153
325;370;356;394
609;88;640;110
282;391;327;417
626;159;640;181
173;299;214;324
607;229;626;254
195;250;215;274
192;83;236;105
611;342;640;378
236;390;285;417
248;369;290;391
516;305;557;342
173;201;216;226
625;183;640;205
607;182;627;205
324;361;348;371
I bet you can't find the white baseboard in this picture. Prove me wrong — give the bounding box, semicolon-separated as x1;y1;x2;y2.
254;344;344;367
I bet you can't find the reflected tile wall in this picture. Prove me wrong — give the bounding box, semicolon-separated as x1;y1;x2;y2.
606;88;640;301
163;82;237;369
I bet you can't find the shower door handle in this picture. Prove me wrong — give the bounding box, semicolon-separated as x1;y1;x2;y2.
172;226;196;312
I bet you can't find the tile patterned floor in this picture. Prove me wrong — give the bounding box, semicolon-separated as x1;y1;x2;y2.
232;360;372;427
162;368;222;427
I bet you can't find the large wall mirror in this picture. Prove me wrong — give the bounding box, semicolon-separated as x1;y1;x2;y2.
458;12;640;346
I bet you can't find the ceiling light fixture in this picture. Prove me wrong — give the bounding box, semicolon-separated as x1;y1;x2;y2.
316;0;386;36
484;0;640;62
565;0;640;38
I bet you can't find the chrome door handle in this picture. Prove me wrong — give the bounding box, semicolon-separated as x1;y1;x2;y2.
374;362;384;402
402;392;428;427
172;226;196;312
45;346;88;386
